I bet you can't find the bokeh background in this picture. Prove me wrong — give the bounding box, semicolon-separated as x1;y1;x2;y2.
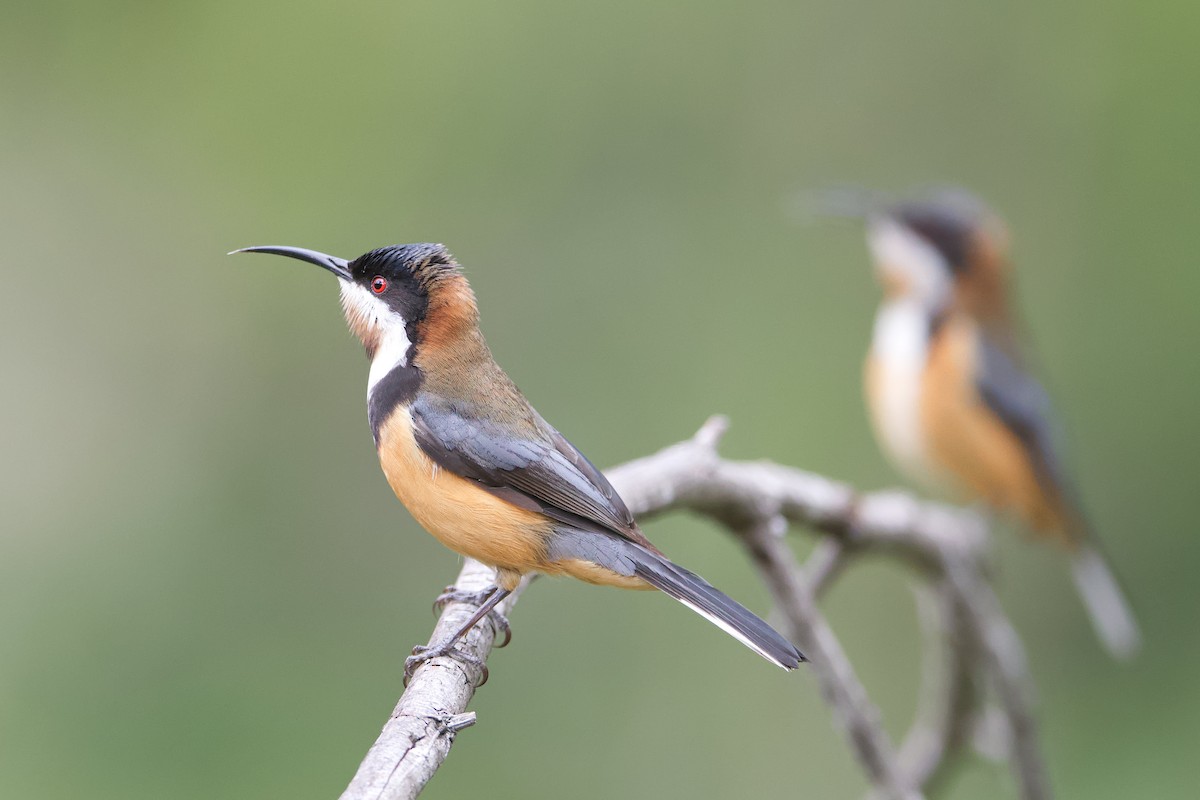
2;2;1197;798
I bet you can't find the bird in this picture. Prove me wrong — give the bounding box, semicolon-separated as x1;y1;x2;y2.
852;188;1140;659
232;242;805;679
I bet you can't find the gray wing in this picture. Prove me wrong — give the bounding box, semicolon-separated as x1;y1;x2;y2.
409;394;641;540
976;332;1071;496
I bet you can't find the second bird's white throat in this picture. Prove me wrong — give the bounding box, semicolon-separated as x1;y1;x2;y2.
871;299;938;489
867;219;952;307
866;217;955;489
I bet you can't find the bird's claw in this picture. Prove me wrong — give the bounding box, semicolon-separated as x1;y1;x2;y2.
431;586;489;613
403;642;489;688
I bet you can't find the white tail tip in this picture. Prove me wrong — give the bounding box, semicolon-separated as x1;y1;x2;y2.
1070;548;1142;660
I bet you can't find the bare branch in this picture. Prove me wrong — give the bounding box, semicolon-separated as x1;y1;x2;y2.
338;562;531;800
741;517;918;800
804;538;849;599
338;416;1049;800
940;555;1051;800
893;583;980;794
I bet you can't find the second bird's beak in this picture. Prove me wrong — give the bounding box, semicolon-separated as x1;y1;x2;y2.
230;245;352;280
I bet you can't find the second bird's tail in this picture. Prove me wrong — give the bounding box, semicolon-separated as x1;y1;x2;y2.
1070;546;1141;660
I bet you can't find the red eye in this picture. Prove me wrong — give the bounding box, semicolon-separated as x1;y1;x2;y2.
371;276;388;294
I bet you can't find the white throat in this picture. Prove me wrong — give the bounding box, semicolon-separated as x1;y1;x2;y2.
367;328;413;394
866;219;956;491
870;298;938;488
872;298;929;369
867;219;952;309
338;280;413;396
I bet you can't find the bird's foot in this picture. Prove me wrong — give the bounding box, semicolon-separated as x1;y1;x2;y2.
404;583;513;687
431;586;512;648
404;639;489;688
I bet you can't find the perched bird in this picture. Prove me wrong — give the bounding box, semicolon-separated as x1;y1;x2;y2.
853;189;1140;659
233;242;804;678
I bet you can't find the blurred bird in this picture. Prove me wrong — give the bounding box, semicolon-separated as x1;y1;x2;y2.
232;242;804;679
850;189;1140;659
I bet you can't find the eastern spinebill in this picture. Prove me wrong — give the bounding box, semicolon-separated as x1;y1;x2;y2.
232;243;805;677
853;189;1140;659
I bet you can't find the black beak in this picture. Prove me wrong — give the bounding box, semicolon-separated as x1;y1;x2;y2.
805;186;889;221
229;245;352;280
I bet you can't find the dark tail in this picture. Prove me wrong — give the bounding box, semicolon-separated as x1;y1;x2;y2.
634;553;806;669
548;527;804;668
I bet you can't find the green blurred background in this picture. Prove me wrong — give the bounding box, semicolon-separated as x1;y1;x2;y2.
2;1;1197;798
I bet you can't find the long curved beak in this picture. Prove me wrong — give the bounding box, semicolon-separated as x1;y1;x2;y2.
805;186;888;221
229;245;352;280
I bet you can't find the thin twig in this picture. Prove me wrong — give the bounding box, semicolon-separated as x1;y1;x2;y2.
941;556;1051;800
804;538;850;599
891;583;980;796
741;518;918;800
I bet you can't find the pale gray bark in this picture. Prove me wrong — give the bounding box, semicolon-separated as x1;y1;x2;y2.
339;416;1049;800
